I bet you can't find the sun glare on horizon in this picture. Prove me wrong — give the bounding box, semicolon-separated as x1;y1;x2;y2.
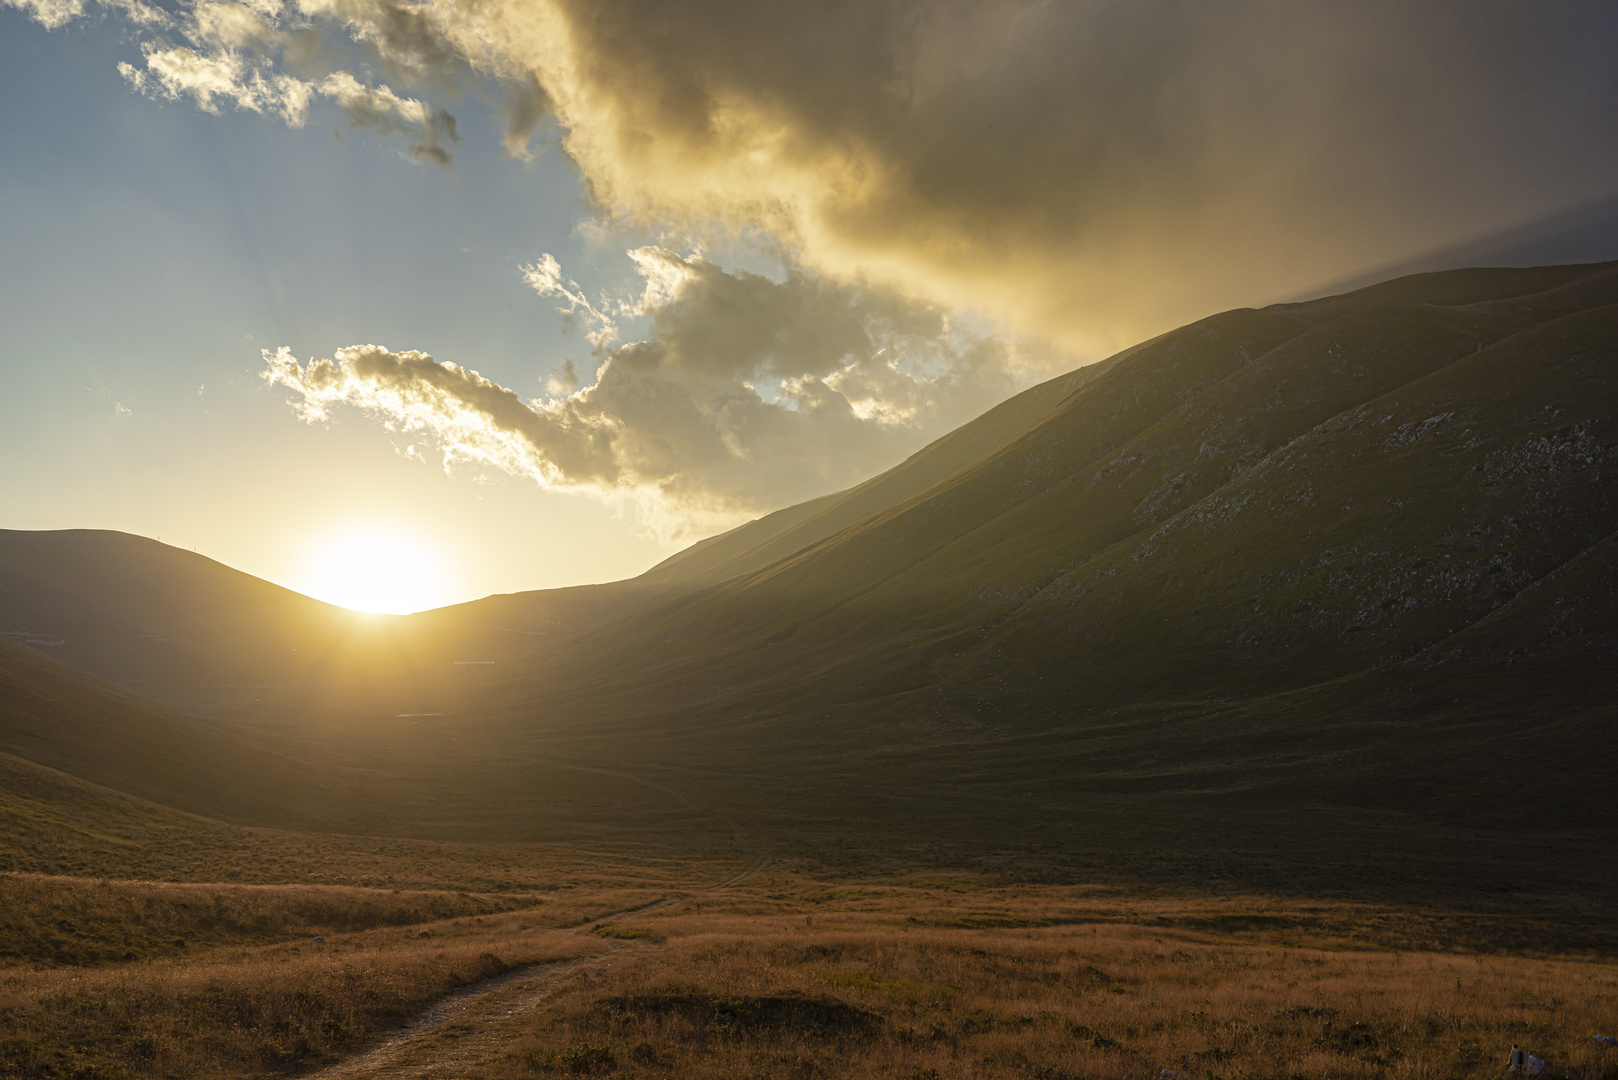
297;526;458;615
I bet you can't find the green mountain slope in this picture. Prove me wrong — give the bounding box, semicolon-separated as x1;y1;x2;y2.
536;262;1618;713
641;351;1129;588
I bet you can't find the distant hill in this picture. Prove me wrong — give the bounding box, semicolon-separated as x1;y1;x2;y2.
0;352;1123;697
0;529;397;689
0;529;563;705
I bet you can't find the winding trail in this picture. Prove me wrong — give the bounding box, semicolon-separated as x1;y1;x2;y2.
307;836;768;1077
307;948;631;1079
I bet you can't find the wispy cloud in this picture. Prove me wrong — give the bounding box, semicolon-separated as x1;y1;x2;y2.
264;250;1053;538
318;70;456;164
43;0;469;162
520;254;621;348
3;0;165;29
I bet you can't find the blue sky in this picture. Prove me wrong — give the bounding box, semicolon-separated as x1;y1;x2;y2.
0;8;678;608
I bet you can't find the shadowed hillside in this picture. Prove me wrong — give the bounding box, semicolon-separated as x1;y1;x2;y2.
0;636;738;850
530;261;1618;712
3;261;1616;906
0;354;1124;702
0;530;483;699
460;259;1618;894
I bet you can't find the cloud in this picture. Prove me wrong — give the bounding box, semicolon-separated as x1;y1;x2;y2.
21;0;1618;347
498;74;550;159
498;0;1618;352
4;0;87;28
264;250;1049;537
542;358;577;398
89;0;461;161
318;70;457;164
21;0;1618;542
520;253;620;347
122;42;315;124
3;0;165;29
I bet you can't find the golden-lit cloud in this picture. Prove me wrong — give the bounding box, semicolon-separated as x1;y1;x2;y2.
18;0;1618;541
263;250;1049;537
22;0;1617;349
3;0;164;29
471;0;1618;351
89;0;461;161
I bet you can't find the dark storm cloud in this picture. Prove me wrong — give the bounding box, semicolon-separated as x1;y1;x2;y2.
21;0;1616;347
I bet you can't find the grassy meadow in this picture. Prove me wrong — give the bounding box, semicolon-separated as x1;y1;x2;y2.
0;902;609;1078
5;264;1618;1078
0;871;659;1079
2;861;1615;1080
496;896;1618;1080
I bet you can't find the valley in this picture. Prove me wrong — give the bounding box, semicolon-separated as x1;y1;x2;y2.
2;262;1617;1078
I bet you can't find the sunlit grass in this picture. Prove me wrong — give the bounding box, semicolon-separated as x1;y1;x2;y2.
496;897;1618;1080
3;866;1615;1079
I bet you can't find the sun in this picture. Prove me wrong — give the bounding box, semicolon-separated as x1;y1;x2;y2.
298;525;456;615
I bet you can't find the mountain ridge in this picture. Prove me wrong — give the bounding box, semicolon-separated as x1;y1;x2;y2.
524;264;1618;715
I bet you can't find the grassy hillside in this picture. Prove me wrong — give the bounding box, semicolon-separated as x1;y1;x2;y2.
0;356;1124;697
8;868;1612;1080
448;260;1618;897
0;636;744;855
548;263;1618;708
0;634;326;824
2;262;1616;910
640;352;1129;589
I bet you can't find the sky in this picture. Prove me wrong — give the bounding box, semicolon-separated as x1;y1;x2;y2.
4;0;1618;612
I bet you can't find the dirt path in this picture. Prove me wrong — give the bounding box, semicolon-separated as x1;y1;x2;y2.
307;852;767;1078
307;947;630;1079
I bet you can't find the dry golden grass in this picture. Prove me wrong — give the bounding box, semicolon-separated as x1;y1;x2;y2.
0;901;624;1079
0;873;665;968
4;863;1616;1080
491;878;1618;1080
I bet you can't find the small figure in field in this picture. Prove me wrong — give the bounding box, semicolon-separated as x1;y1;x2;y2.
1508;1044;1548;1076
